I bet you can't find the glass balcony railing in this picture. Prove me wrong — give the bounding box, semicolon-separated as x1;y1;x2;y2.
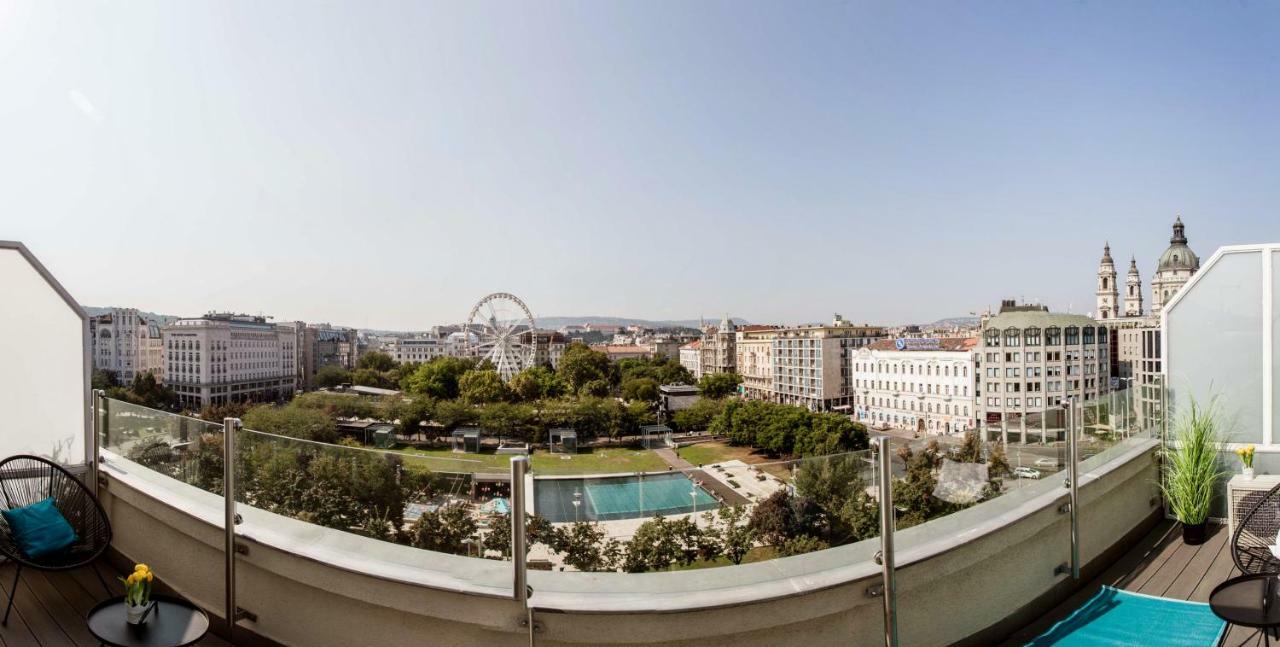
95;380;1167;643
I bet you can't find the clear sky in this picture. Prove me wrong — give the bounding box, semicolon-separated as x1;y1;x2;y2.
2;2;1277;330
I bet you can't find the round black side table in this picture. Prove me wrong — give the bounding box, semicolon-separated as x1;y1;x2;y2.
1210;573;1280;646
86;594;210;647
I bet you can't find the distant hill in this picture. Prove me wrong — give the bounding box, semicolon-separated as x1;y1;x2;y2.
83;306;180;326
922;316;981;328
534;316;747;330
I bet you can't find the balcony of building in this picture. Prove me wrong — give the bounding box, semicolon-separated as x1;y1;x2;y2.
1;239;1277;646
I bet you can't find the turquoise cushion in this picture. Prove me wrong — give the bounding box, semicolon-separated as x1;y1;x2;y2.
1;497;78;559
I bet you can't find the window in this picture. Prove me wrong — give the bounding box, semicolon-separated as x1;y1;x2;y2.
1083;326;1096;345
985;329;1001;347
1045;327;1061;345
1065;326;1080;345
1005;328;1021;347
1024;327;1041;346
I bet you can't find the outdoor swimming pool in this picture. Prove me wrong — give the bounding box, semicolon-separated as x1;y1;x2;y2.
534;472;721;523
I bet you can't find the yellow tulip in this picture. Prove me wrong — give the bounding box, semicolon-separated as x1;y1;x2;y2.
126;573;138;585
145;572;153;583
135;563;149;573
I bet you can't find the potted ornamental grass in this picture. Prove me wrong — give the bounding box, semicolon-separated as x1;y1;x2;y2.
1160;398;1226;545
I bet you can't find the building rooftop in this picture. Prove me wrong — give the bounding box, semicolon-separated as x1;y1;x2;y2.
864;337;978;352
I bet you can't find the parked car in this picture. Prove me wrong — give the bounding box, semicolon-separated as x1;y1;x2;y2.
1034;458;1059;468
1013;466;1041;479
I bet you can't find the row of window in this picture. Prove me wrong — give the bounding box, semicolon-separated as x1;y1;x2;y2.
983;325;1106;347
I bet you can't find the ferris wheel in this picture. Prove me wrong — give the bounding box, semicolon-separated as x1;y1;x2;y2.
464;292;537;380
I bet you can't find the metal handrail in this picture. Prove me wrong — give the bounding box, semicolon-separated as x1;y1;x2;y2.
223;417;243;639
1066;398;1080;579
510;456;534;646
877;436;898;647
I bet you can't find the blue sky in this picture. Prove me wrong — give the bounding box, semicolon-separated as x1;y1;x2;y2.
2;1;1277;329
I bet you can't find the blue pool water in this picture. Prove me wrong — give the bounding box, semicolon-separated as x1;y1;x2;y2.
534;472;720;522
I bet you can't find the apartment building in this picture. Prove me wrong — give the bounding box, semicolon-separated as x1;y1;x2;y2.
735;325;780;401
299;324;359;388
163;313;299;410
851;337;978;435
772;315;887;412
386;335;459;364
977;300;1110;443
90;308;164;382
522;329;567;369
699;315;737;375
679;341;701;379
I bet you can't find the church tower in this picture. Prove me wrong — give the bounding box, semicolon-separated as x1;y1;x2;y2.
1124;257;1144;317
1096;243;1119;320
1151;217;1200;313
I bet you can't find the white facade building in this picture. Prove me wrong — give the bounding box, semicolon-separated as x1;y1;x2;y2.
736;326;779;401
163;313;298;410
387;335;462;364
851;338;978;435
90;308;164;383
679;341;702;380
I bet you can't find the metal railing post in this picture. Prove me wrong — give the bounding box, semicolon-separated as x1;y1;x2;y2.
876;436;898;647
1066;399;1080;579
91;390;104;492
510;456;534;646
223;417;242;638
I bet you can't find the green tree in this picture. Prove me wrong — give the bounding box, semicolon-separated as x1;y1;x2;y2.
390;397;436;439
793;453;879;545
701;505;756;565
458;369;512;404
401;356;475;399
557;343;610;394
748;489;808;547
549;521;623;572
352;367;395;389
778;534;829;557
509;366;567;401
580;378;610;398
479;402;533;442
621;516;703;573
483;513;554;559
91;369;119;390
671;397;724;433
697;372;742;399
620;377;660;403
408;504;479;555
756;405;808;456
433;399;479;431
357;351;397;372
243;404;338;443
314;365;352;389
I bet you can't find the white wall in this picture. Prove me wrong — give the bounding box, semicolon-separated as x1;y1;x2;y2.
0;244;89;466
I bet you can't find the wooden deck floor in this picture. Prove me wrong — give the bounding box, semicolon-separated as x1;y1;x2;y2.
0;560;231;647
1007;519;1261;646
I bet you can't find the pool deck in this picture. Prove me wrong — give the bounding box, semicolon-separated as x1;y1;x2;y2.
1006;520;1264;646
655;448;751;507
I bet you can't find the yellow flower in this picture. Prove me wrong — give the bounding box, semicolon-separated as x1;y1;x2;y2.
126;573;138;585
145;572;153;583
134;563;149;573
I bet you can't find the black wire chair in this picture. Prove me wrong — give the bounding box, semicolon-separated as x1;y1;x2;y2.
0;455;112;625
1231;482;1280;575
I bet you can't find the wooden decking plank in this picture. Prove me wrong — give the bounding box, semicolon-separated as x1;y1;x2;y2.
1122;522;1184;592
0;569;40;647
1191;535;1243;603
20;570;98;647
0;567;74;647
1163;525;1230;600
1138;526;1216;597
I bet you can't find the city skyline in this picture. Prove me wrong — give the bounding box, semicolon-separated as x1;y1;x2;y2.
4;2;1278;329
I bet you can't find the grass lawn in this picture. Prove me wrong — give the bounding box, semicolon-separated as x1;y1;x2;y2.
392;444;669;476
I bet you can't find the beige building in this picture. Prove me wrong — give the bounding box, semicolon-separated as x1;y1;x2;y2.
699;315;737;375
735;325;780;401
163;313;299;410
978;301;1110;443
90;308;164;383
772;315;887;412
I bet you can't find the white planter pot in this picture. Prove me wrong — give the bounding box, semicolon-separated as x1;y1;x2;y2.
126;602;150;625
1243;467;1256;480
